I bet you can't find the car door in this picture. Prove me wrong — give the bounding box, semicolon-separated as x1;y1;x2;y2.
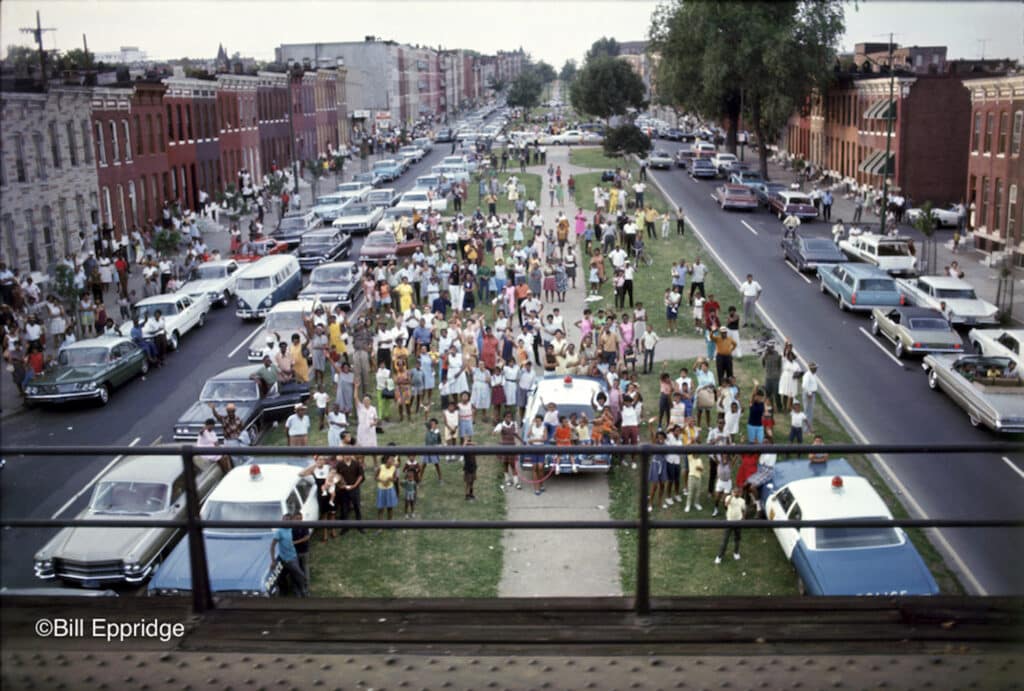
177;297;195;334
997;333;1020;356
109;343;133;386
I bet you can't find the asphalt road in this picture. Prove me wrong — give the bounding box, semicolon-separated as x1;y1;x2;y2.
0;141;461;590
648;153;1024;595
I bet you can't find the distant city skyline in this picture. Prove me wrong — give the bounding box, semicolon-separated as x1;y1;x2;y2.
1;1;1021;68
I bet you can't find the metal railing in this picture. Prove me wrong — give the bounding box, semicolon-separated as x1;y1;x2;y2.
2;441;1022;615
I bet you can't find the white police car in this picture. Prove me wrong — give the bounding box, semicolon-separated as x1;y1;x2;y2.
520;374;611;473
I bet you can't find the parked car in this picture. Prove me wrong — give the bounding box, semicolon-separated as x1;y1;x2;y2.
648;150;674;169
358;229;424;265
817;263;905;312
729;170;765;189
366;188;398;209
923;354;1024;432
430;164;470;183
148;461;319;597
550;130;583;145
23;336;149;406
689;158;717;179
174;364;309;441
413;174;453;197
413;137;433;153
839;233;917;277
869;306;964;358
118;293;211;351
334;182;373;202
230;237;290;264
246;300;315;361
331;201;385;235
662;128;685;141
519;375;612;474
754;181;789;208
179;259;241;307
896;275;999;326
398;145;426;164
780;235;846;272
768;191;818;221
394;190;448;213
674;148;692;169
297;228;352;270
711;152;738;175
273;210;323;248
968;328;1024;366
764;458;939;596
434;128;455;143
299;261;362;311
714;183;758;211
351;171;383;187
906;204;961;228
34;454;224;587
372;159;403;182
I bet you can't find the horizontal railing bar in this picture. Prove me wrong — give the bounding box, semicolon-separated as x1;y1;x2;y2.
7;518;1023;530
1;442;1023;457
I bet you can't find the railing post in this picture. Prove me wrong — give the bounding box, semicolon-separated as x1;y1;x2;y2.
181;446;214;614
636;444;651;615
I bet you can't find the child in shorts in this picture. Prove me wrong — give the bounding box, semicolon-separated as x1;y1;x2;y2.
424;419;443;482
403;462;420;518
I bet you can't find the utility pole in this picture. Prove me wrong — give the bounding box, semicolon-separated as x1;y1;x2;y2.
19;11;56;88
879;33;896;236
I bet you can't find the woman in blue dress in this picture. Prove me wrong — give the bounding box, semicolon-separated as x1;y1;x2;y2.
418;344;435;410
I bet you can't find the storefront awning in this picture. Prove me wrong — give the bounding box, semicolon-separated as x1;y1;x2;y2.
858;150;885;173
859;151;895;177
863;99;896;121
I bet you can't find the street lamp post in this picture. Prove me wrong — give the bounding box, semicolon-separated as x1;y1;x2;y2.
878;34;896;236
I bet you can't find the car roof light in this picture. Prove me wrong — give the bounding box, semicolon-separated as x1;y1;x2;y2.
831;476;844;490
250;464;263;481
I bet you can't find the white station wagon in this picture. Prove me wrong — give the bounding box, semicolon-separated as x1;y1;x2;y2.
118;292;211;351
896;275;998;326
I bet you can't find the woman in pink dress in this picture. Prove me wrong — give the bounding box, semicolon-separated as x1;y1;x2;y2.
619;314;635;361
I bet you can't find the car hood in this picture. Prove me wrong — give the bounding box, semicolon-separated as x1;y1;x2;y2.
798;541;938;596
298;245;337;257
39;520;165;564
178;400;258;428
252;326;308;347
942;299;998;318
149;532;276;593
179;278;226;295
803;247;847;262
32;364;109;385
300;281;357;297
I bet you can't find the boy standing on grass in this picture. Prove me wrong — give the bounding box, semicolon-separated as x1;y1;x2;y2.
424;419;443;483
313;385;330;431
684;454;705;513
402;460;420;518
715;485;747;565
463;440;477;501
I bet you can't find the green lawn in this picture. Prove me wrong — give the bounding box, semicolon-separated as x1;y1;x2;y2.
463;171;543;217
568;148;631;171
260;372;508;598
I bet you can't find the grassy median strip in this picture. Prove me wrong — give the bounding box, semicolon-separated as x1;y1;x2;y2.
261;396;506;598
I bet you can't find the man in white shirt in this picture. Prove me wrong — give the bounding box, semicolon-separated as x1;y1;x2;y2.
285;403;311;446
689;259;707;304
801;362;819;432
609;246;627;271
632;181;646;208
740;274;762;328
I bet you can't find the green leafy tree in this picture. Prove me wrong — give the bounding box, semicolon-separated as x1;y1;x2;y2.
57;48;93;71
304;158;328;200
506;69;544;110
911;201;938;275
51;263;80;308
603;125;651;158
559;59;578;83
569;56;647;124
533;61;557;84
153;229;182;258
585;37;621;63
650;0;844;177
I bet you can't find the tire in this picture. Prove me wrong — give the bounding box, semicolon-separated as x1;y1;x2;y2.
870;318;880;335
168;331;180;351
819;279;827;294
927;369;939;390
894;340;905;359
97;384;110;406
222;290;231;306
140;359;149;375
838;294;847;311
198;312;206;328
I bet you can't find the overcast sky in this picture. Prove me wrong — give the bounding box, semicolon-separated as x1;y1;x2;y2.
1;1;1021;68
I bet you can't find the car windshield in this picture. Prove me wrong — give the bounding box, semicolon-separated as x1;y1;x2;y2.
417;177;438;186
90;481;168;514
311;265;353;284
876;243;910;256
404;193;428;202
58;347;111;366
301;236;335;249
365;234;395;247
278;217;307;232
935;287;977;299
805;239;838;251
859;279;896;291
372;161;395;170
343;204;372;216
134;302;176;320
908;317;950;330
265;310;306;331
193;265;228;280
200;380;259;402
693;160;712;168
787;196;812;205
202;500;281;532
653;151;669;157
815;523;901;549
236;276;271;290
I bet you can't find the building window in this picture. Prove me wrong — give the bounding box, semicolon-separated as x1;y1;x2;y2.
116;184;127;230
127;181;138;226
57;197;71;255
81;120;93;164
75;195;86;231
134;115;143;156
66;121;78;166
122;120;132;161
993;179;1004;233
24;209;38;272
177;104;185;141
110;121;120;161
95;122;107;165
1013;111;1022;155
997;112;1009;155
186;105;193;140
1009;185;1019;243
980;177;990;228
2;214;18;267
101;186;114;227
156;114;165;152
14;133;27;182
166;105;174;141
32;132;47;179
48;121;62;169
972;112;983;152
146;114;155;154
984;113;994;153
41;205;55;265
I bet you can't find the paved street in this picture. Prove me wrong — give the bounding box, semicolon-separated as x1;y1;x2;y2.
644;148;1024;595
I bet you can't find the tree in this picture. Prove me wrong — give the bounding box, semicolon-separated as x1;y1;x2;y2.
650;1;844;178
559;59;578;83
506;69;543;110
585;37;621;63
911;201;939;276
533;60;557;84
304;159;327;201
153;229;183;258
603;125;651;158
569;56;647;123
